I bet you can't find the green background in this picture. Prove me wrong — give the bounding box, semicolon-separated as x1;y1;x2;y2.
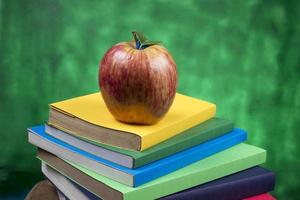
0;0;299;199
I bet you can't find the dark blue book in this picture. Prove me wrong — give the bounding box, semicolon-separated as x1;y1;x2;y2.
161;166;276;200
50;166;275;200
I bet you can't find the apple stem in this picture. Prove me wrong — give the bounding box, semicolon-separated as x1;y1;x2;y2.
132;31;162;50
132;32;142;49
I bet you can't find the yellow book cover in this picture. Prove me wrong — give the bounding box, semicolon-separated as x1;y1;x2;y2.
49;93;216;151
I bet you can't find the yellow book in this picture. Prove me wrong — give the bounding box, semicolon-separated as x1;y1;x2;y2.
48;93;216;151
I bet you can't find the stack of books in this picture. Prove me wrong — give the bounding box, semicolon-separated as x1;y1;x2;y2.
28;92;276;200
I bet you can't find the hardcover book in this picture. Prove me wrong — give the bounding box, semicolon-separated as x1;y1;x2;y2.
243;194;276;200
28;125;246;187
45;117;234;168
49;92;216;151
37;143;266;200
161;166;275;200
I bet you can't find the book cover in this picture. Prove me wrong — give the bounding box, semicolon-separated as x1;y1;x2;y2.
28;125;246;187
161;166;275;200
37;143;266;200
45;166;275;200
46;117;234;168
243;194;276;200
49;92;216;150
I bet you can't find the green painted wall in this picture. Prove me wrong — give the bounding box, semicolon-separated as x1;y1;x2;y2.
0;0;299;199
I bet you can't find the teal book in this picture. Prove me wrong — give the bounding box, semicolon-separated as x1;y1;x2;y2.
38;143;266;200
45;118;234;168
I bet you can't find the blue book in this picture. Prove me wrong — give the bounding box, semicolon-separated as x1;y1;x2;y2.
28;125;247;187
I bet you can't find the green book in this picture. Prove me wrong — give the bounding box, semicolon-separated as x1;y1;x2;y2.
45;118;233;168
38;143;266;200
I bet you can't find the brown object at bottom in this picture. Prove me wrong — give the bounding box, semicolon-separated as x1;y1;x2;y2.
25;180;59;200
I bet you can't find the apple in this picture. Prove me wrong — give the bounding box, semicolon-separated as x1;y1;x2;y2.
99;32;177;124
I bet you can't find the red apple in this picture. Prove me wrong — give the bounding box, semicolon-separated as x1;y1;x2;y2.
99;32;177;124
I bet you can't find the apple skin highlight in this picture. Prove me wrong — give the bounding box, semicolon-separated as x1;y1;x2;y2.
99;41;177;125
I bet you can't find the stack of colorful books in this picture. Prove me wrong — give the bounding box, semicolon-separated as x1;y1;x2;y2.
28;92;276;200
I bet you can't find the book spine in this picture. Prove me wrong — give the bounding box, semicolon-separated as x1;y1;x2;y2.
160;172;275;200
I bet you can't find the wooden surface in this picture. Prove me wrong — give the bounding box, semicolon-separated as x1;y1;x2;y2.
25;180;59;200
